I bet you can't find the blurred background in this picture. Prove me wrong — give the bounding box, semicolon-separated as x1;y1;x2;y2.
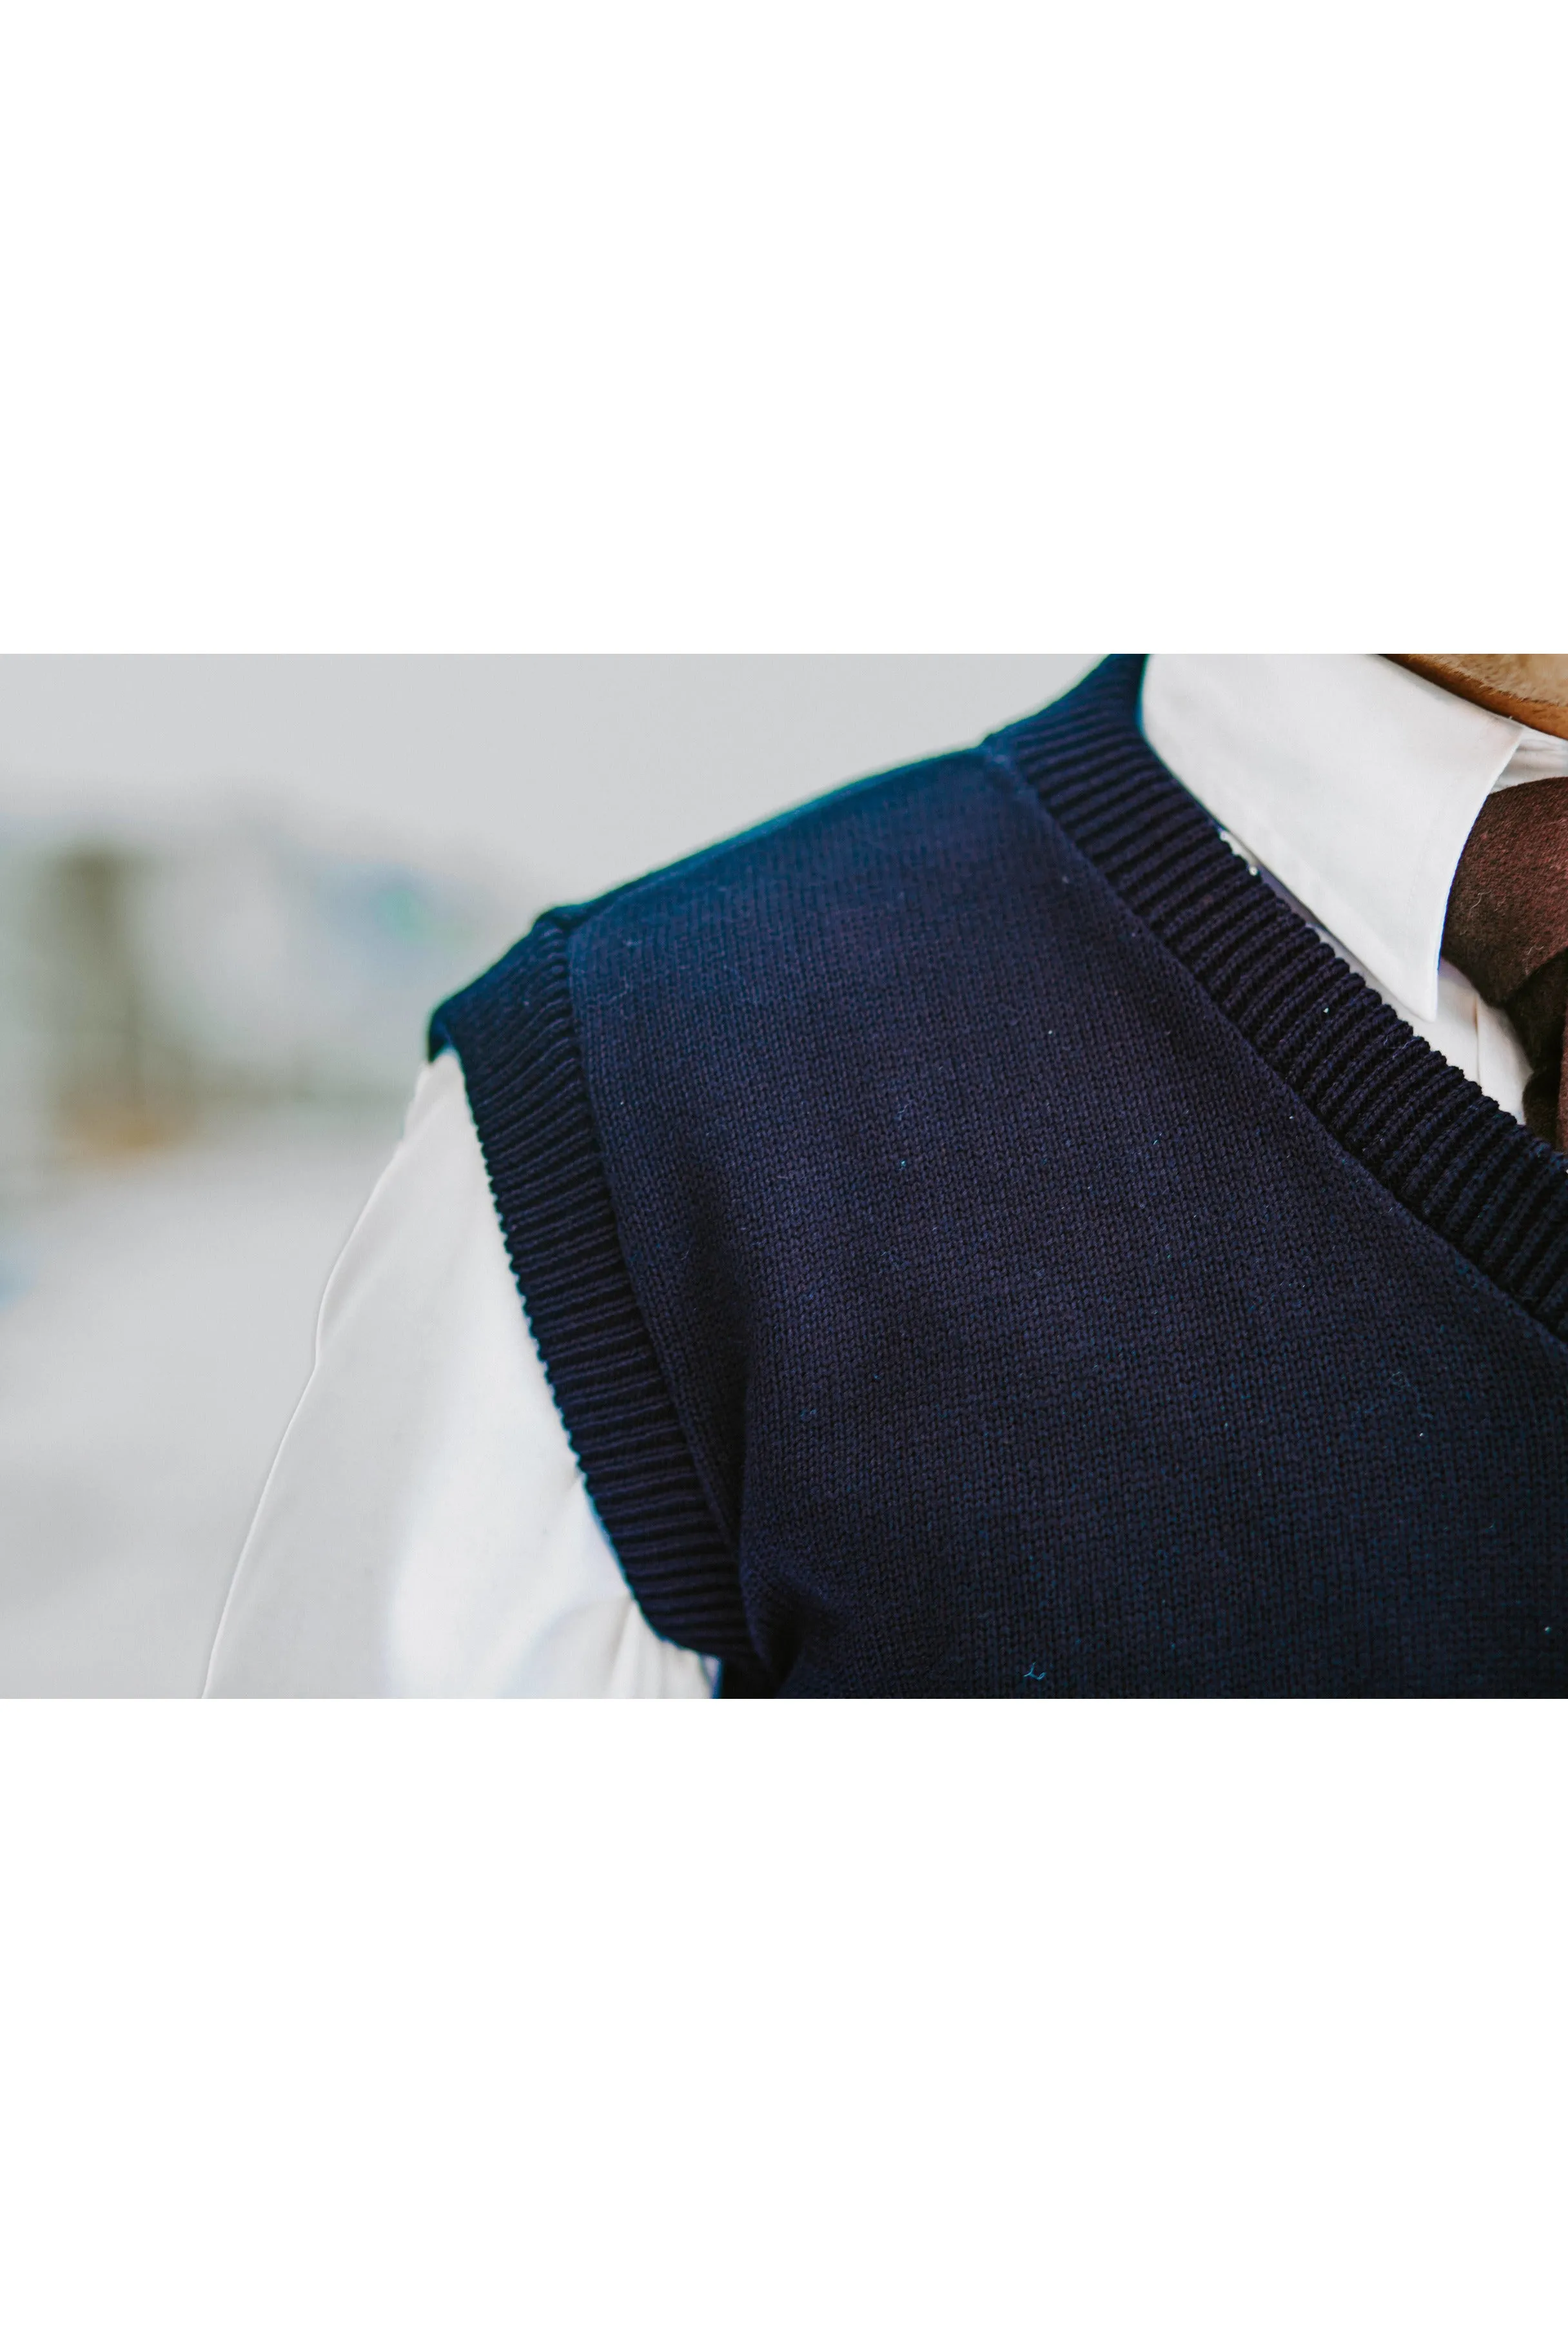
0;656;1092;1693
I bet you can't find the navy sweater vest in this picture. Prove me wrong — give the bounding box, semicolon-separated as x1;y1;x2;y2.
431;657;1568;1697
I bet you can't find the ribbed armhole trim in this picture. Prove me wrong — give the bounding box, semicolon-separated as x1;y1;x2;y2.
994;656;1568;1347
431;916;766;1678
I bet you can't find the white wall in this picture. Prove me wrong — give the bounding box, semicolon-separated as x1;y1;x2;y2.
0;656;1095;906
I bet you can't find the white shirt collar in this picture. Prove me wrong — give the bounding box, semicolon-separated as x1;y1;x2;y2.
1141;655;1568;1021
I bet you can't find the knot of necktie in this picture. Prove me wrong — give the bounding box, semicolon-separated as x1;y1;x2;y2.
1442;776;1568;1150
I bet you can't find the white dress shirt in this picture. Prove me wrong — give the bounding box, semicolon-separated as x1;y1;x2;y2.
204;656;1568;1698
203;1045;714;1698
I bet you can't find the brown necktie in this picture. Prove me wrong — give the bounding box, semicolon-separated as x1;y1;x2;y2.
1442;776;1568;1149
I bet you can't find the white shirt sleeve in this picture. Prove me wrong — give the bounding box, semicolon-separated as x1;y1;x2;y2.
203;1050;718;1698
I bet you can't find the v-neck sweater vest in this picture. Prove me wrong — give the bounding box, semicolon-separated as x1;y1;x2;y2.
433;657;1568;1696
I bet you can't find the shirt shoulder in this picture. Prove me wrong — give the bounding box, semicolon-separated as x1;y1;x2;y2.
204;1051;716;1697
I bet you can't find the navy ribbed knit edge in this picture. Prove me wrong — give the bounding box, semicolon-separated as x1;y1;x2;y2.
992;656;1568;1348
434;654;1568;1692
430;916;768;1682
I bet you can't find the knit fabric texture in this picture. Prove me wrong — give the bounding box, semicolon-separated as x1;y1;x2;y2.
432;656;1568;1696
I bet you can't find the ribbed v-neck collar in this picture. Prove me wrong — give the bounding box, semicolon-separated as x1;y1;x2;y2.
992;657;1568;1350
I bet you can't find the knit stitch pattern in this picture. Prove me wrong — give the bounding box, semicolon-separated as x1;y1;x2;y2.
434;658;1568;1696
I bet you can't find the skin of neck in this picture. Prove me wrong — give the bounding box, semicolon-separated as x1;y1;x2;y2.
1389;656;1568;741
